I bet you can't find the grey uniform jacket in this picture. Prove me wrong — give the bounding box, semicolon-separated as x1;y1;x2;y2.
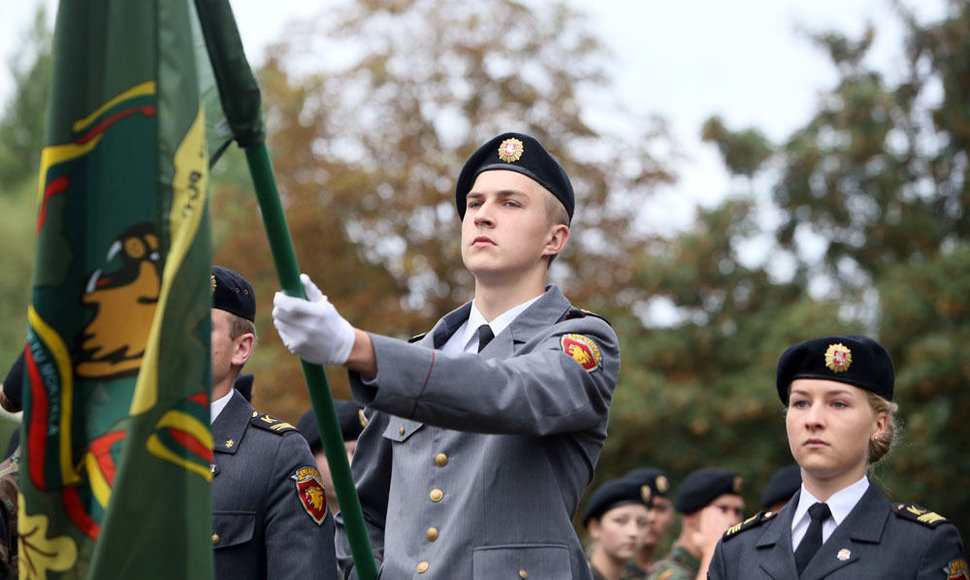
211;389;338;580
335;285;620;579
708;485;967;580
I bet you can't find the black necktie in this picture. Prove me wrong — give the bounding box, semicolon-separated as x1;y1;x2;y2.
795;502;831;575
476;324;494;353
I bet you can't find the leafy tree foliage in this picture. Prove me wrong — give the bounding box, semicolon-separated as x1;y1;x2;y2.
0;5;51;188
699;1;970;538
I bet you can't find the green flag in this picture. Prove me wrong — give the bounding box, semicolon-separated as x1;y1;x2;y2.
21;0;213;577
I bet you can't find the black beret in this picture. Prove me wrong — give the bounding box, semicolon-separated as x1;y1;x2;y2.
674;468;743;514
761;464;801;509
297;400;367;451
211;266;255;322
455;132;574;222
583;478;652;527
776;334;894;404
621;467;672;504
2;350;25;412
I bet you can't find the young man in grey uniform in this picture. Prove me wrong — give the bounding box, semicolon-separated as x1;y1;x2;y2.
272;132;621;579
209;266;337;579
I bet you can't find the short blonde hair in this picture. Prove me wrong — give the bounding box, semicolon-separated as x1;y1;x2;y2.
227;312;257;346
542;189;569;265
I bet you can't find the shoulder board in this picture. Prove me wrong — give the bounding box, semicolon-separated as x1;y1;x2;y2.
723;511;777;541
558;307;612;326
250;411;298;435
892;503;949;528
408;332;428;343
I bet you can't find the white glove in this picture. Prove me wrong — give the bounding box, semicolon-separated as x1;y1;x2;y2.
272;273;356;365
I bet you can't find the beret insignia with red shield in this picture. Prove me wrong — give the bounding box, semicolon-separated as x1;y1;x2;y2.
292;466;328;525
560;334;601;372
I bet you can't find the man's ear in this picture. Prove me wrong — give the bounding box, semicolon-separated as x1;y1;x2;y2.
232;333;255;367
543;224;569;257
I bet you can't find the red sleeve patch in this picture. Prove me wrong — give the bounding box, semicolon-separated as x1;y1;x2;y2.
292;466;328;525
948;559;969;580
560;334;601;371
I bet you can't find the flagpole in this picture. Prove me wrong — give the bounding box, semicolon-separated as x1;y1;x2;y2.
246;145;378;580
193;2;378;578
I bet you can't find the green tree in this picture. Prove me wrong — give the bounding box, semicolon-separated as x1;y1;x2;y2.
0;4;52;188
214;0;675;421
698;1;970;539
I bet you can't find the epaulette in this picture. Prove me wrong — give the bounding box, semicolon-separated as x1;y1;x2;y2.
892;503;949;528
250;411;298;435
558;307;612;327
722;511;777;541
407;332;427;344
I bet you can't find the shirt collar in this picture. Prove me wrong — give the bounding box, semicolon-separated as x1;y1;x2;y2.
792;476;869;528
210;389;234;424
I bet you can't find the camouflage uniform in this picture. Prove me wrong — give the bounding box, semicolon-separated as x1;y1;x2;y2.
647;543;699;580
0;448;20;579
590;562;647;580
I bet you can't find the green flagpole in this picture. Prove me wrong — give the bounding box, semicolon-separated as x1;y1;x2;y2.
192;2;378;579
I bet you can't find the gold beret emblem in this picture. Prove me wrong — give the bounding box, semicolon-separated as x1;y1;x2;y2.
497;138;524;163
211;274;217;294
656;475;669;494
825;343;852;373
641;485;652;503
733;475;744;494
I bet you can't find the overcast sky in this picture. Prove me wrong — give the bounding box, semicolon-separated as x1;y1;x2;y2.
0;0;946;218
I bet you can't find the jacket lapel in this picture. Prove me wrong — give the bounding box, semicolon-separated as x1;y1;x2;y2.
429;302;472;349
756;499;800;580
212;390;252;457
801;485;889;580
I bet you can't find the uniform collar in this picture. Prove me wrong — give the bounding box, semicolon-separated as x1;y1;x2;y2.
210;388;234;424
211;390;253;455
793;476;869;532
460;295;542;352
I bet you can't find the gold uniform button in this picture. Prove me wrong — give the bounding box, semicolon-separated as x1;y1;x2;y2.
398;426;405;436
429;488;444;502
434;453;448;467
519;570;528;579
426;527;439;541
416;561;430;573
211;533;220;545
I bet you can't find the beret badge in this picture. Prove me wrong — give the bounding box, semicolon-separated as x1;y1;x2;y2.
733;475;744;494
656;475;670;494
824;343;852;373
210;274;217;293
641;485;652;503
497;137;524;163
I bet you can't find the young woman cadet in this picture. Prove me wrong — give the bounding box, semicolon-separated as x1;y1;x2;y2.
708;335;966;580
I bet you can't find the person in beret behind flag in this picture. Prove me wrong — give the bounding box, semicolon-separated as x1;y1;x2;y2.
582;478;651;580
708;334;967;580
208;266;337;580
0;351;25;578
647;468;744;580
272;132;620;579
